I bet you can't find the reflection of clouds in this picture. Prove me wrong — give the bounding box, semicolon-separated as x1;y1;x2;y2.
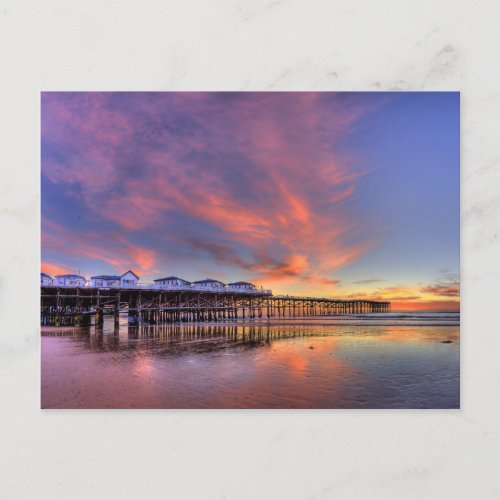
42;320;460;409
131;347;160;377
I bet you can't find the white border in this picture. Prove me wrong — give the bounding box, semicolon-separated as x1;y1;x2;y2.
1;1;498;498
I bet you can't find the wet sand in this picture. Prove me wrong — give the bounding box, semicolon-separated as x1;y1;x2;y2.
41;315;460;409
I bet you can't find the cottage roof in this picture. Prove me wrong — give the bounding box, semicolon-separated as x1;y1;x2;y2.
91;275;120;280
153;276;191;283
121;270;139;279
55;274;85;279
193;279;226;285
41;272;52;279
228;281;255;286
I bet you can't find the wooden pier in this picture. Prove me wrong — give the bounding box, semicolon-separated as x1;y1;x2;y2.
40;287;391;327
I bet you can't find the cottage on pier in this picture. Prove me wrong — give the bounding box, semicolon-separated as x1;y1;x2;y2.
228;281;256;292
119;270;139;288
192;278;226;290
54;274;86;286
40;273;53;286
90;275;120;287
153;276;191;289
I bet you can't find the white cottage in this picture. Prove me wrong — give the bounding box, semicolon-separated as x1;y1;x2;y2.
40;272;53;286
54;274;86;287
90;275;120;287
192;278;226;290
153;276;191;289
120;270;139;288
228;281;256;292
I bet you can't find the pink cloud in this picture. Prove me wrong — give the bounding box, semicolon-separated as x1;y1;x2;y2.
42;218;157;275
41;262;73;277
42;93;381;292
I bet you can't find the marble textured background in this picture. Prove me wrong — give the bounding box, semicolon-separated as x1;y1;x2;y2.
1;1;499;498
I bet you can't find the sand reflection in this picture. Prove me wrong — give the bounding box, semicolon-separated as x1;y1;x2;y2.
41;318;459;409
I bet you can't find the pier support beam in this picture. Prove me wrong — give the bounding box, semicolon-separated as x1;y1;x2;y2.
95;307;104;327
114;293;120;328
40;287;391;327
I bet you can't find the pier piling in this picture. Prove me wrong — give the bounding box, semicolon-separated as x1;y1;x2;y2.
41;287;390;327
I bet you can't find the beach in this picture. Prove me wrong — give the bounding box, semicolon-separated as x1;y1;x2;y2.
41;312;459;409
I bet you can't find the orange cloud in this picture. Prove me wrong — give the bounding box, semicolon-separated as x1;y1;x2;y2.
338;281;460;311
41;93;386;291
421;279;460;297
41;262;72;276
392;300;460;312
42;218;157;275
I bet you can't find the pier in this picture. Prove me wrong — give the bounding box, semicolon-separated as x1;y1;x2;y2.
40;286;391;327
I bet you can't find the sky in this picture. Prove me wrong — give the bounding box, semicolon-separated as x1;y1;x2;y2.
41;92;460;311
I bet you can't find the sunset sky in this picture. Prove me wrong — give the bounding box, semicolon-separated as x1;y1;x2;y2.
41;92;459;311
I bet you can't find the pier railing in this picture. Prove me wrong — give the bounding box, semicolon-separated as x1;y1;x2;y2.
42;282;273;294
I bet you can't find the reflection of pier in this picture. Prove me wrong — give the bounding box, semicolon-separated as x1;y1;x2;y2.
41;323;343;351
40;287;391;327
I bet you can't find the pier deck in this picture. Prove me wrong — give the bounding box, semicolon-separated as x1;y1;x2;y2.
40;286;391;327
